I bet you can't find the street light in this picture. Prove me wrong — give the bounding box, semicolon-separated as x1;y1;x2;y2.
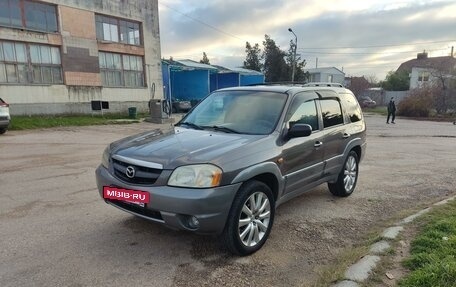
288;28;297;82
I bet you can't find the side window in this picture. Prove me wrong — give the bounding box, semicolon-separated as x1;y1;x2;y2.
341;93;362;123
320;99;343;128
286;95;319;131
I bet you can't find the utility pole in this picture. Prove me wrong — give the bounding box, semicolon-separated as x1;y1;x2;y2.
288;28;297;82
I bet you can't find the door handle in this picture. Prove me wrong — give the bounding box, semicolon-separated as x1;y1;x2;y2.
314;141;323;147
343;133;351;138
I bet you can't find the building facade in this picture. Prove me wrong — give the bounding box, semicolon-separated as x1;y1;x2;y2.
304;67;345;85
397;52;456;90
0;0;163;115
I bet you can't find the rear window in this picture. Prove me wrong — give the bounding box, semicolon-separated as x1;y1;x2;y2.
320;99;343;128
341;93;363;123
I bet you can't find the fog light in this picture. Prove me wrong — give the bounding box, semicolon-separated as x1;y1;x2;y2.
188;216;199;229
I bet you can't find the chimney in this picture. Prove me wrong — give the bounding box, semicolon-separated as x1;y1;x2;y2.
417;50;428;60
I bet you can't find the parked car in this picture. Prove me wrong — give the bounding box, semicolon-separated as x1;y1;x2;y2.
96;83;366;255
172;98;192;113
0;98;11;134
359;96;377;108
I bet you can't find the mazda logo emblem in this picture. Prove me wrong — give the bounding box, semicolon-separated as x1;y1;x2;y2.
125;166;136;178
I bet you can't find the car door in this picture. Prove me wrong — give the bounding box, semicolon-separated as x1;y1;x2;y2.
281;91;325;194
317;94;349;177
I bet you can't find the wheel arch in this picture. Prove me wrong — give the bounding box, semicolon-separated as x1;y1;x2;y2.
230;162;283;202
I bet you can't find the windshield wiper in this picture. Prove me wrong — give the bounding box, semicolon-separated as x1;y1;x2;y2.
209;125;241;134
178;121;203;130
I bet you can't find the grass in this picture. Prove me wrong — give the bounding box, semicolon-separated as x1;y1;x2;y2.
9;113;145;130
363;107;388;116
398;199;456;287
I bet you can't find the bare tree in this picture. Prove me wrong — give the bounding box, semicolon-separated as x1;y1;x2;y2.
430;68;456;114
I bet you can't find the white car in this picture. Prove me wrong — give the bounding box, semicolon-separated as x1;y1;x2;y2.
0;98;11;134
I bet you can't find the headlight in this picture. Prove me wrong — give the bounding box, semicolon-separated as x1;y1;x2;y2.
101;146;111;168
168;164;222;188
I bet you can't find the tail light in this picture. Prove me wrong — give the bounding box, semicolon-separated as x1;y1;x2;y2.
0;98;9;107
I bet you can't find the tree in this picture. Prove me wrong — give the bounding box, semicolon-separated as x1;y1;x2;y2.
262;34;288;82
200;52;210;64
285;40;308;82
347;77;370;97
429;68;456;114
381;71;410;91
243;42;263;72
366;74;379;87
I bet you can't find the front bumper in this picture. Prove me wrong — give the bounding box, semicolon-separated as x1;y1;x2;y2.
95;165;241;234
0;119;10;129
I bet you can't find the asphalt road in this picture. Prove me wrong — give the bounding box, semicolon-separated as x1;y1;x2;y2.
1;115;455;287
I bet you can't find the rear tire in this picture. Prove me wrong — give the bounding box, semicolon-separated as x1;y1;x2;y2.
328;150;359;197
222;180;275;256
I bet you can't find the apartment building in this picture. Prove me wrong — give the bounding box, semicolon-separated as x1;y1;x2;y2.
0;0;163;115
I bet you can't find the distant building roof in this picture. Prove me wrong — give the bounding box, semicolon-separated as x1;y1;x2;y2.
230;67;263;75
304;67;345;75
397;53;456;73
175;59;218;70
211;65;233;73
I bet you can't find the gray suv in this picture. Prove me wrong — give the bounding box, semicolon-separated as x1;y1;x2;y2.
96;83;366;255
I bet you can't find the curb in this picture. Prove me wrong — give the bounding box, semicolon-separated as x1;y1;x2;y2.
331;195;456;287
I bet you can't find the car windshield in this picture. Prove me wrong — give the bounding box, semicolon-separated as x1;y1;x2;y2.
178;90;288;135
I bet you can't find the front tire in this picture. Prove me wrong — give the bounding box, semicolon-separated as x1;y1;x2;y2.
328;150;359;197
222;180;275;256
0;128;6;134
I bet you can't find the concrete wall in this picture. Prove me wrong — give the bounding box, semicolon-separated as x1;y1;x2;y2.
362;89;408;106
0;0;162;115
2;85;150;115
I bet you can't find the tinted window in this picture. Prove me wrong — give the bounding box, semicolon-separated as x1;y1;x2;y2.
341;93;362;122
286;95;319;131
320;99;343;128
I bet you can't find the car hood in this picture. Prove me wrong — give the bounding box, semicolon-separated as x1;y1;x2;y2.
110;127;267;169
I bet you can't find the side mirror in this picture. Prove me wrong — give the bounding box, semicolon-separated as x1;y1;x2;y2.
287;124;312;139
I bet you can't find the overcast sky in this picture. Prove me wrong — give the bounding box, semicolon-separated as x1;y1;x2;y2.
158;0;456;80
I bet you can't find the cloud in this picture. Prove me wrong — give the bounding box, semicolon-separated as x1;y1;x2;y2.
159;0;456;79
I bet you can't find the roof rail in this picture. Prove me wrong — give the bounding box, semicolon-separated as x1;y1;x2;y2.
247;81;307;86
303;82;344;88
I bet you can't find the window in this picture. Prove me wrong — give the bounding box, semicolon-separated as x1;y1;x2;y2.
0;40;62;84
341;93;362;123
99;52;144;87
320;99;343;128
96;15;141;45
286;95;319;131
418;71;430;82
0;0;22;28
0;0;58;33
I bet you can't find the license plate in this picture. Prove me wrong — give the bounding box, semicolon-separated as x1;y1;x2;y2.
103;186;150;207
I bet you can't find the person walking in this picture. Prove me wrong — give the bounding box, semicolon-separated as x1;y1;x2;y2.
387;97;396;124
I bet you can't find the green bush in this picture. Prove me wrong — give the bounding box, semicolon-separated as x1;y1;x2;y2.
397;87;436;117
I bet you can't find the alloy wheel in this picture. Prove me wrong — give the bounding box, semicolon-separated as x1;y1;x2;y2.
237;191;271;247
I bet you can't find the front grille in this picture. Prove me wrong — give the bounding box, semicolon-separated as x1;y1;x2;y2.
0;116;8;121
107;199;163;221
112;158;162;185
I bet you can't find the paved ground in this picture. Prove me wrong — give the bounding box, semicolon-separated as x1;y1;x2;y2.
0;115;455;287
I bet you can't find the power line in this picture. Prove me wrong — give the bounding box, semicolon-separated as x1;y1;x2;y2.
298;40;456;50
159;2;246;42
297;48;449;56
